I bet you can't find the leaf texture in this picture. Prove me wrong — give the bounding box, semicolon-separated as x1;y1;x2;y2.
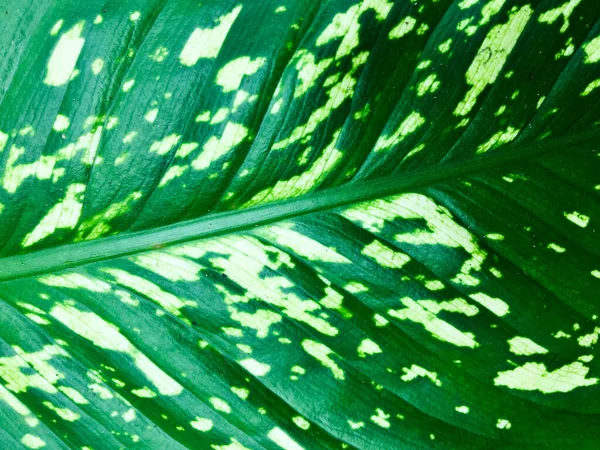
0;0;599;449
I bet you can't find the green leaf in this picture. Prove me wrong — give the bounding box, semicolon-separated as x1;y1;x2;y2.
0;0;599;449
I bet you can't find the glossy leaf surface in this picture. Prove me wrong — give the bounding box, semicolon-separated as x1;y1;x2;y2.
0;0;599;449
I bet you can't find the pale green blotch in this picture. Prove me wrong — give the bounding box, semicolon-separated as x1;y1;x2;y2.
271;52;368;149
0;345;67;394
198;236;338;336
479;0;506;25
22;183;85;248
149;134;181;155
44;22;85;86
91;58;104;74
192;122;248;170
0;131;8;151
417;74;440;96
122;79;135;92
581;79;600;96
133;252;202;281
496;419;511;429
229;308;282;338
268;427;305;450
104;268;192;316
191;417;213;432
302;340;345;380
577;327;600;347
144;108;158;123
150;46;169;62
455;405;469;414
50;19;64;35
494;361;597;393
564;211;589;228
0;383;42;427
256;224;351;263
469;293;509;316
389;297;478;347
216;56;266;92
438;39;452;53
454;6;532;116
362;240;410;269
210;397;231;413
179;6;242;65
211;107;230;124
418;298;479;317
196;111;211;122
584;36;600;64
476;126;519;154
40;272;110;292
43;401;80;421
239;358;271;377
54;126;103;166
507;336;548;355
370;408;390;428
212;438;252;450
317;0;393;58
50;304;184;395
401;364;442;386
53;114;70;132
293;50;333;97
3;146;58;194
348;420;364;429
21;435;46;449
293;416;310;430
550;242;571;259
555;37;575;59
538;0;582;33
374;112;425;151
159;166;187;187
231;386;249;400
458;0;479;9
357;339;382;357
76;191;141;240
245;130;342;206
343;194;487;287
389;16;416;39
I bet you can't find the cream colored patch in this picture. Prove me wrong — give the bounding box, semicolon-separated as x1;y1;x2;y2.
179;6;242;65
401;364;441;386
389;297;478;348
192;123;248;170
44;22;85;86
50;304;183;396
217;57;266;92
268;427;305;450
455;6;532;116
495;361;597;393
239;358;271;377
245;130;342;206
508;336;548;355
302;340;344;380
389;16;416;39
22;183;85;247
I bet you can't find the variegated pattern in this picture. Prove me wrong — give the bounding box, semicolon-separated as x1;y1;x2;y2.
0;0;599;449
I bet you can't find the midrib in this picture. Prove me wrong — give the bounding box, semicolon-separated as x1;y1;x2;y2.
0;128;598;281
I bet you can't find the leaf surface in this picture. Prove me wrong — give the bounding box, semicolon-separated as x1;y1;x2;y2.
1;1;600;449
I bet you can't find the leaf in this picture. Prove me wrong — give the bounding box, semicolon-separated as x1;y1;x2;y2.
0;0;599;449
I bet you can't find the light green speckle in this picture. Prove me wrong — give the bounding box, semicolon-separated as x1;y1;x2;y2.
179;6;242;65
302;340;344;380
357;339;382;357
508;336;548;355
455;6;532;116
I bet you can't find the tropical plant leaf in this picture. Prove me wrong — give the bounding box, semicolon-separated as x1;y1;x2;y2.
0;0;599;449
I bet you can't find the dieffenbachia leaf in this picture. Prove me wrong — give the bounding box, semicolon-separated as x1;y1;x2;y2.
0;0;599;448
